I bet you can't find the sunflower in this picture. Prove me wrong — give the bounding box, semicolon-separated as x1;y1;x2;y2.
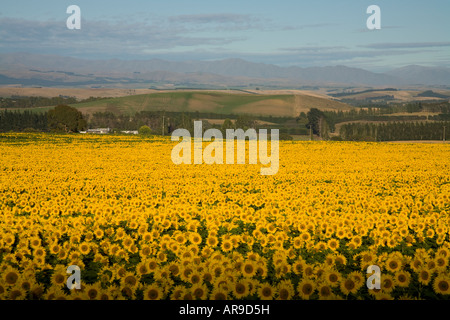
33;247;46;258
18;278;33;292
434;256;449;271
220;240;233;253
317;283;334;300
292;260;304;275
79;242;91;255
51;270;67;287
324;254;335;267
202;270;214;284
340;277;358;295
147;259;158;273
433;274;450;295
206;236;218;247
293;236;302;249
120;286;135;299
297;279;315;300
94;228;104;239
191;283;208;300
114;266;128;280
436;247;450;259
120;273;140;289
300;232;311;242
334;254;347;266
57;248;68;260
241;261;257;278
174;233;187;245
255;264;268;278
98;291;111;300
410;258;424;273
210;287;228;300
29;284;45;300
417;268;431;285
380;274;395;293
45;287;69;300
394;271;411;288
143;284;163;300
232;280;249;299
375;292;394;300
181;265;195;282
385;257;401;273
348;271;365;290
324;270;341;287
327;239;339;251
359;251;376;269
258;283;276;300
29;237;41;248
276;280;294;300
84;283;102;300
189;272;202;285
3;267;19;286
8;287;25;300
135;261;149;276
425;229;435;239
168;263;181;277
169;285;185;300
426;260;437;272
302;264;315;278
181;288;194;300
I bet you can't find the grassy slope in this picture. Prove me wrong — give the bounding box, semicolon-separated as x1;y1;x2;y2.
67;91;352;117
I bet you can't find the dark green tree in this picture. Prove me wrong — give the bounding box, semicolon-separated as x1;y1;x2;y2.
235;114;256;130
221;119;235;134
47;105;86;133
306;108;325;135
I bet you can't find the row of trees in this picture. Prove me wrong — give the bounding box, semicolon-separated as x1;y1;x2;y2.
0;96;105;109
0;107;263;136
320;102;450;130
89;111;259;136
0;105;86;133
0;110;48;132
340;121;449;141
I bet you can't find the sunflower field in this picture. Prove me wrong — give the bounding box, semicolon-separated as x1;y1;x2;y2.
0;132;449;300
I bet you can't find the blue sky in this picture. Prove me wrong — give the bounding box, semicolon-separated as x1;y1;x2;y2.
1;0;449;71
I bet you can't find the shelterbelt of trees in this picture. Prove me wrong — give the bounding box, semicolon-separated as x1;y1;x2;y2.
1;100;450;141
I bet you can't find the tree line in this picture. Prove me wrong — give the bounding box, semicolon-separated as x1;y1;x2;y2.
0;109;48;132
0;105;86;133
0;106;270;136
340;121;449;141
0;96;105;109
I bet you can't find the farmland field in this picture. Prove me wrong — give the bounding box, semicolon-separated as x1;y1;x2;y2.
0;133;449;300
5;90;353;117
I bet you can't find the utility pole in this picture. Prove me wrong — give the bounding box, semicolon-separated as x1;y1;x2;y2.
444;125;446;143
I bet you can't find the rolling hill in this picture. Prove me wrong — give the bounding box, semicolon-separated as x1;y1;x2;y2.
66;90;354;117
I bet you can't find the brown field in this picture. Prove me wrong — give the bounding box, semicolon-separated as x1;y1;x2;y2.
0;87;161;99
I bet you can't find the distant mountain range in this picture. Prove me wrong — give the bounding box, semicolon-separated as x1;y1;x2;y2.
1;52;450;88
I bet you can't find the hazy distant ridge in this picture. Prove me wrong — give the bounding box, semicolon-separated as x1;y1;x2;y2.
1;53;450;87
